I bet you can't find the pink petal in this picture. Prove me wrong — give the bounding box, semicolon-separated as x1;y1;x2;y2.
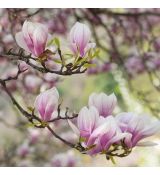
33;26;48;56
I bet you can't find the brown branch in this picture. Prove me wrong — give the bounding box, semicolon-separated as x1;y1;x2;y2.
1;64;27;82
2;49;87;76
48;114;78;123
46;125;75;148
0;77;76;149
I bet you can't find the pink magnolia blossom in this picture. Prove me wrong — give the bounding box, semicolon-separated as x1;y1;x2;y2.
86;116;129;155
15;21;48;57
69;112;128;156
69;22;96;57
69;92;160;156
88;92;117;117
68;106;99;139
34;87;59;121
116;112;160;148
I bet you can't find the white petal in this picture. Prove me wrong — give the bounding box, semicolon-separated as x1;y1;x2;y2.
141;121;160;136
68;120;80;137
15;32;30;52
137;141;158;147
84;42;96;53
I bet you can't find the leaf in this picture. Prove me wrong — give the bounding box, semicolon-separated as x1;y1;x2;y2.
91;48;100;59
53;59;62;64
110;156;116;165
64;53;74;57
74;57;86;66
83;63;97;68
54;37;60;48
47;38;55;47
47;37;60;48
27;106;34;112
79;137;87;143
25;123;35;128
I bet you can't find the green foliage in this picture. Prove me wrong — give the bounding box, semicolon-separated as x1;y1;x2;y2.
83;63;96;68
47;37;60;48
54;37;60;48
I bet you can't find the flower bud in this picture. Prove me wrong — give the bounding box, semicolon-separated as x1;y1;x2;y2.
88;92;117;117
69;22;95;57
15;21;48;57
34;87;59;121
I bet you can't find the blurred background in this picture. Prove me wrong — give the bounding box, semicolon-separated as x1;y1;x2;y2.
0;8;160;166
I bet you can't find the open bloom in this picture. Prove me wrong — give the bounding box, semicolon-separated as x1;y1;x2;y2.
15;21;48;57
34;87;59;121
88;92;117;117
69;92;160;157
116;112;160;148
69;111;127;156
69;22;96;57
68;106;99;139
86;116;128;155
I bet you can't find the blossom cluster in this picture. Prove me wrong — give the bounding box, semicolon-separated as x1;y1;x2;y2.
34;87;160;158
15;20;96;60
1;9;160;165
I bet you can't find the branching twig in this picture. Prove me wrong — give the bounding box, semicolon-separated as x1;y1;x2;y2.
2;49;87;76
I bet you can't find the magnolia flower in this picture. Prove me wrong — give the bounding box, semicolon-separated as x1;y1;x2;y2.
68;106;99;138
116;112;160;148
86;116;128;155
88;92;117;117
69;22;96;57
34;87;59;121
15;21;48;57
68;106;128;155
